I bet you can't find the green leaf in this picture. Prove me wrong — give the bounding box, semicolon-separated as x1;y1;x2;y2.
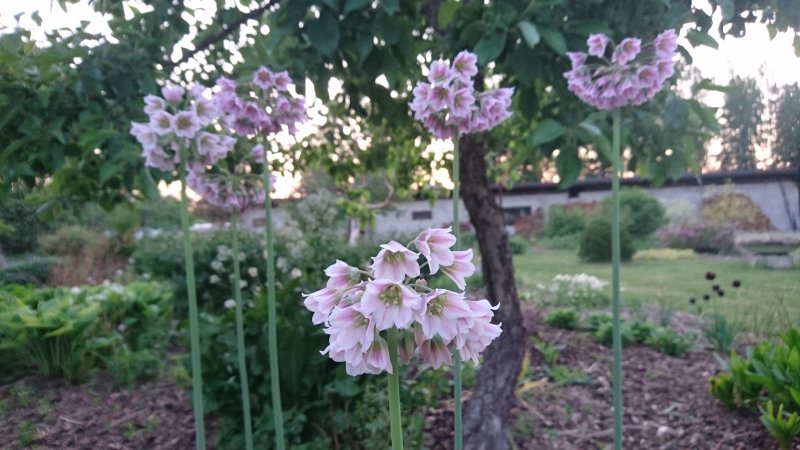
380;0;399;14
474;32;506;64
686;29;718;49
539;26;567;55
517;21;540;48
577;121;612;161
305;8;340;56
438;0;460;28
528;119;565;147
716;0;735;20
688;100;720;134
555;144;582;188
343;0;370;15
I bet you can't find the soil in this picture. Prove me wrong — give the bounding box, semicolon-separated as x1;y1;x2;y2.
0;374;212;450
425;304;789;450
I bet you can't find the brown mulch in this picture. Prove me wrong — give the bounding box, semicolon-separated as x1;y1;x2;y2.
426;304;786;450
0;374;212;450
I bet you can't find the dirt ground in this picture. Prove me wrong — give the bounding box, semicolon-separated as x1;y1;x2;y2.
0;374;210;450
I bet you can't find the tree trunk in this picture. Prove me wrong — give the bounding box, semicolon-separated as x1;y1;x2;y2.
460;134;526;450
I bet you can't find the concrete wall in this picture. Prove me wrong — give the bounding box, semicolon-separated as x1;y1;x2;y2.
244;177;799;236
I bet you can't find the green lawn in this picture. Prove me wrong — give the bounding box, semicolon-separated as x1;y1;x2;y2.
513;248;800;336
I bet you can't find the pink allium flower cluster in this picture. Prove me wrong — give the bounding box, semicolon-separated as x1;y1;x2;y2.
304;227;502;376
214;66;307;137
185;163;271;212
564;30;678;110
131;84;236;171
410;51;514;139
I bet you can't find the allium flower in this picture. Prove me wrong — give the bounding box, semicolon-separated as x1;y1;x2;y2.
162;86;185;104
325;260;362;289
143;95;166;115
564;30;678;110
416;289;471;341
410;50;514;139
149;111;174;135
371;241;420;281
360;279;422;330
303;287;341;325
413;227;456;274
326;303;375;355
417;332;453;369
455;299;502;364
440;249;476;290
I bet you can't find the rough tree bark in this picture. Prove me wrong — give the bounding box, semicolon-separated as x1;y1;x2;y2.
460;134;526;450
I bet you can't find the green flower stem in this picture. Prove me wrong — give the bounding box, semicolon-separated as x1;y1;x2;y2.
178;145;206;450
262;146;285;450
611;108;623;450
451;127;462;450
230;211;254;450
387;327;404;450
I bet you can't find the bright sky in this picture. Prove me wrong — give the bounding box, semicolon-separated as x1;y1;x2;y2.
2;0;798;191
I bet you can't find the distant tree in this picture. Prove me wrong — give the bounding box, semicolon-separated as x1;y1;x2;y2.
770;83;800;167
718;76;764;170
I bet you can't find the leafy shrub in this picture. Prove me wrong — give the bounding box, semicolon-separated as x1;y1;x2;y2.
656;221;736;254
0;256;58;285
760;401;800;450
537;273;609;308
586;313;612;332
579;216;635;262
709;329;800;414
539;234;581;251
508;234;529;255
601;188;666;240
644;327;693;357
703;193;775;232
703;312;740;354
0;195;47;255
0;282;172;383
542;205;588;238
629;321;656;343
593;322;634;347
106;347;161;388
544;309;579;329
37;225;100;256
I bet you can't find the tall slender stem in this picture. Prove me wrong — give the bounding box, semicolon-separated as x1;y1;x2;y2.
179;144;206;450
387;328;404;450
451;127;462;450
231;212;254;450
262;145;285;450
611;109;623;450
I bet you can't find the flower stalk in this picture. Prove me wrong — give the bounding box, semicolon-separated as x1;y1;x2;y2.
179;144;207;450
611;108;623;450
262;146;285;450
230;211;254;450
387;327;404;450
451;127;463;450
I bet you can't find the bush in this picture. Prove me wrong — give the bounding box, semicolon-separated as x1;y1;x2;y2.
537;273;609;308
542;205;587;238
645;327;693;357
586;313;612;332
629;320;656;343
579;216;635;262
508;234;529;255
593;322;634;347
0;256;58;285
703;193;775;232
656;221;736;254
544;309;579;329
0;195;48;255
38;225;100;256
601;188;666;240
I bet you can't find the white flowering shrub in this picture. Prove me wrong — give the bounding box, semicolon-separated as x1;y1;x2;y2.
535;273;610;308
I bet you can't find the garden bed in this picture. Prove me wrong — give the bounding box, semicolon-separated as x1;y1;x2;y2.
0;374;212;449
426;304;777;449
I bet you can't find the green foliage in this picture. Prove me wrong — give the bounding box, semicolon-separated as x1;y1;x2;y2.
0;193;47;255
702;193;775;232
106;347;162;388
508;234;529;255
703;312;740;354
629;320;656;343
544;309;579;330
656;221;736;254
760;401;800;450
600;188;666;240
0;282;172;383
644;326;693;357
38;225;100;256
709;329;800;415
542;206;587;239
771;83;800;168
718;76;763;170
579;216;635;262
586;313;612;332
0;256;58;286
592;322;634;347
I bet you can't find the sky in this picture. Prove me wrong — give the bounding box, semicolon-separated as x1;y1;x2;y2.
1;0;798;191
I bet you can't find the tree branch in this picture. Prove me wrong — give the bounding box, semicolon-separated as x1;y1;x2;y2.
166;1;275;72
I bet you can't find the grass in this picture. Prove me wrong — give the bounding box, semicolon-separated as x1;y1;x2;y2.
514;248;800;337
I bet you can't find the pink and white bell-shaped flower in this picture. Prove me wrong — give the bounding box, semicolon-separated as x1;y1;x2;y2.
440;249;475;290
360;279;422;330
303;287;341;325
415;327;453;369
456;299;502;364
364;336;393;374
370;241;420;282
325;260;362;289
327;303;375;353
413;227;456;274
416;289;471;342
397;328;418;364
